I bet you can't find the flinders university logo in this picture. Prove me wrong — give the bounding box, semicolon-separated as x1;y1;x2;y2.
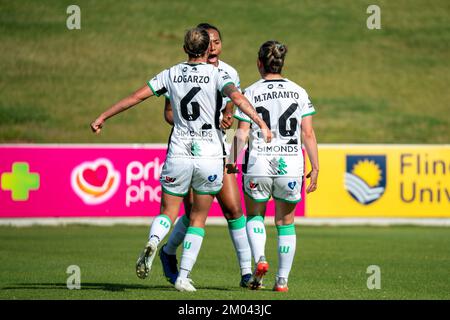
345;155;386;205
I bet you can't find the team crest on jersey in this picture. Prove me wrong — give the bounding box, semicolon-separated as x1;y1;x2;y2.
267;84;274;89
208;175;218;182
345;155;386;205
267;157;288;176
190;142;201;156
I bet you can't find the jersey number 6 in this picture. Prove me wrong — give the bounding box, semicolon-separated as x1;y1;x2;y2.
180;87;201;121
256;103;298;137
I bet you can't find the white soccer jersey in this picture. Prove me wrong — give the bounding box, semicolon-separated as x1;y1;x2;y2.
234;78;316;177
217;60;241;155
148;62;234;158
218;60;241;106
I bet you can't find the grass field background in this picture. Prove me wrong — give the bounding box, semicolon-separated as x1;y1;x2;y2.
0;225;449;300
0;0;449;143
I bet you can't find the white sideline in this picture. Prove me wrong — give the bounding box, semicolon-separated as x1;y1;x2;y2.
1;217;450;227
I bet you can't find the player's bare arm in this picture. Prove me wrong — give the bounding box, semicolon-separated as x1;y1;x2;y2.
301;115;319;193
164;97;174;125
223;83;272;143
91;85;153;134
220;101;234;129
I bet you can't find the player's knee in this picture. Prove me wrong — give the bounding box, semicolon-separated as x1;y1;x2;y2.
223;204;243;220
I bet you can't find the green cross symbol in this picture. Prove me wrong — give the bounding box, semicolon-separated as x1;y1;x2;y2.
1;162;40;201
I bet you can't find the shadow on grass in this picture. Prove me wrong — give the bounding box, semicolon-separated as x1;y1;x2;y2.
1;283;233;292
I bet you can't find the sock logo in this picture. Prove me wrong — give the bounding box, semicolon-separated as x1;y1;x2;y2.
183;241;192;250
159;219;170;228
71;158;120;205
279;246;290;254
253;227;264;234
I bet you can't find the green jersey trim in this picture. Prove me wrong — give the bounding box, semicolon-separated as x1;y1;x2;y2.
162;186;188;197
243;189;271;202
147;81;161;97
273;195;302;204
233;114;252;123
301;111;316;118
221;82;235;96
193;188;221;195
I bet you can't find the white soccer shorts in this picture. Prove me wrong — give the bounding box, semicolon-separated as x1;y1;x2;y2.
243;176;303;203
160;157;224;196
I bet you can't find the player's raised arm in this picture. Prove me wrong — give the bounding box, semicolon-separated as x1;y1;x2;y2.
91;84;153;134
223;83;272;143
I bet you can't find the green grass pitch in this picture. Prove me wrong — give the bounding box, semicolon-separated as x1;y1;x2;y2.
0;225;449;300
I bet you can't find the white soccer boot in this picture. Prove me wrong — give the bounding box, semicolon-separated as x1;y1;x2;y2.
174;277;197;292
135;238;158;279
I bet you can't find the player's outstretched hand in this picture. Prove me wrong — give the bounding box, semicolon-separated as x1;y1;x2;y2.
220;112;234;130
226;163;239;174
306;169;318;193
90;118;104;134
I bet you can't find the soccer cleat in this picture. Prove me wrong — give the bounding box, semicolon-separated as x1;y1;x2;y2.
248;256;269;290
174;277;196;292
135;239;158;279
159;244;179;284
240;273;252;288
273;277;289;292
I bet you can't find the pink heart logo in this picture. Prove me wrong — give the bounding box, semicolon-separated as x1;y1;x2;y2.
82;165;108;187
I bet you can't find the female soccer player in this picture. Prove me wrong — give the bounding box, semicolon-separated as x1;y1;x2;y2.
228;40;319;292
160;23;253;288
90;28;271;292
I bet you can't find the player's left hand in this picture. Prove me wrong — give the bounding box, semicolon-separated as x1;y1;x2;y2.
306;169;318;193
220;112;234;129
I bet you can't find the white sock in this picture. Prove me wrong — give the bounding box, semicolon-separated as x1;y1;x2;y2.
276;224;296;279
148;214;172;245
246;215;266;263
178;227;205;279
227;215;252;276
164;215;190;255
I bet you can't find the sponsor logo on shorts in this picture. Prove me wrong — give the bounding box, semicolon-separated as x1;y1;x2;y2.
288;181;297;190
249;181;259;190
165;176;176;183
208;174;218;182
